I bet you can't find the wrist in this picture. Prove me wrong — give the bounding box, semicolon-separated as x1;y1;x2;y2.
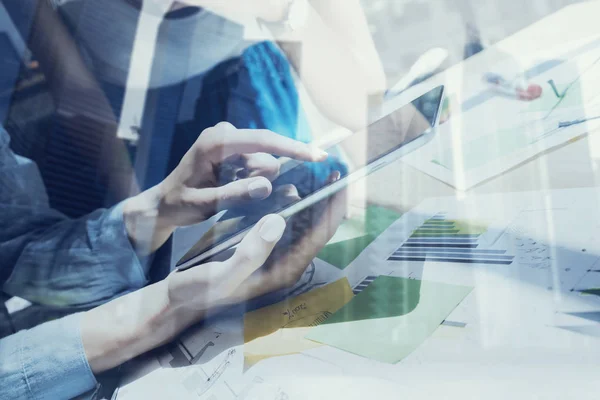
123;185;175;254
82;280;175;373
136;280;185;346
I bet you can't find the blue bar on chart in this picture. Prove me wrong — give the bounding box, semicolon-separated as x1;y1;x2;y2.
388;213;515;266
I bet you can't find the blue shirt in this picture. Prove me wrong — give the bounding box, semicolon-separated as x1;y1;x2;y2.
0;127;148;307
0;313;97;400
0;125;149;398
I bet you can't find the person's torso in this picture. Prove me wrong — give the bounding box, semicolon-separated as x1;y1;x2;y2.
56;0;252;88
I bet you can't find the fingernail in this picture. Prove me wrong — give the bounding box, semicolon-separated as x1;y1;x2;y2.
248;179;271;199
259;215;286;242
310;147;328;161
331;170;341;181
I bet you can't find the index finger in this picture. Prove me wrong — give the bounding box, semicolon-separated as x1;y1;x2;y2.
209;128;329;162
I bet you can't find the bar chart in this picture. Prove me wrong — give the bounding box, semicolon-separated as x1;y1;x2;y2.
388;213;515;265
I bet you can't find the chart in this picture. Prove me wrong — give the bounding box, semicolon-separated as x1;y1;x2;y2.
388;213;516;265
305;276;472;364
401;39;600;190
365;189;600;297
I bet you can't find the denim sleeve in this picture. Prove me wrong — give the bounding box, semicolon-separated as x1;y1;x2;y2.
0;127;149;308
0;313;98;400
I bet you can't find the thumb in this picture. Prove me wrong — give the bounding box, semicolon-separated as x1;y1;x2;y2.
221;214;287;288
169;214;286;308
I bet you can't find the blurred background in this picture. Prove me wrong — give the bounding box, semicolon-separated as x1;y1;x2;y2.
0;1;585;97
361;0;581;84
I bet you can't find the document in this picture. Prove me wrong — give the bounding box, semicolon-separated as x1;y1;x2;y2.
318;206;402;269
401;39;600;190
244;278;354;368
305;276;472;363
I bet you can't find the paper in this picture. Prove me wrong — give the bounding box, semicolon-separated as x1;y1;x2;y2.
117;348;243;400
525;81;586;114
401;42;600;190
502;209;600;292
285;258;345;298
318;206;401;269
243;278;354;368
362;190;600;350
522;46;600;116
389;213;516;266
372;191;600;294
305;276;472;364
118;189;600;400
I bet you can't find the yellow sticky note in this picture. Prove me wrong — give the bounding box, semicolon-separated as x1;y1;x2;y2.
243;278;354;368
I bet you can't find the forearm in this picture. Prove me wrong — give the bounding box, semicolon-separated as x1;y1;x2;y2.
307;0;386;89
81;279;198;374
278;7;384;130
277;2;386;130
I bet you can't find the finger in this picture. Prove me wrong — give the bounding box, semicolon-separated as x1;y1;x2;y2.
222;152;281;182
169;214;286;307
243;153;281;181
232;189;348;301
185;177;273;212
274;184;301;207
327;170;342;184
220;214;286;291
216;163;244;185
203;123;328;163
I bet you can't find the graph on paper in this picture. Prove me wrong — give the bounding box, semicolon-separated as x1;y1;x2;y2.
400;38;600;190
388;213;515;265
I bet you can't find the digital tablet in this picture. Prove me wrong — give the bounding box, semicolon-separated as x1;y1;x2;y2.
177;85;445;271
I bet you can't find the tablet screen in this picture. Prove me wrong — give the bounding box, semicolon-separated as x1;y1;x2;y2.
178;86;444;266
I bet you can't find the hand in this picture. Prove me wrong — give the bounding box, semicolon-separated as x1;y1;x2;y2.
83;180;345;375
123;122;327;253
156;183;345;349
158;122;326;225
82;213;288;373
166;213;288;316
229;176;347;302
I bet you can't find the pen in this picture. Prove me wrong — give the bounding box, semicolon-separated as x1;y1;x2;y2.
533;115;599;141
558;116;600;128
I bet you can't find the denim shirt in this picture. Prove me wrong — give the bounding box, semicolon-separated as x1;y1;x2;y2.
0;126;149;399
0;127;148;307
0;313;97;400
